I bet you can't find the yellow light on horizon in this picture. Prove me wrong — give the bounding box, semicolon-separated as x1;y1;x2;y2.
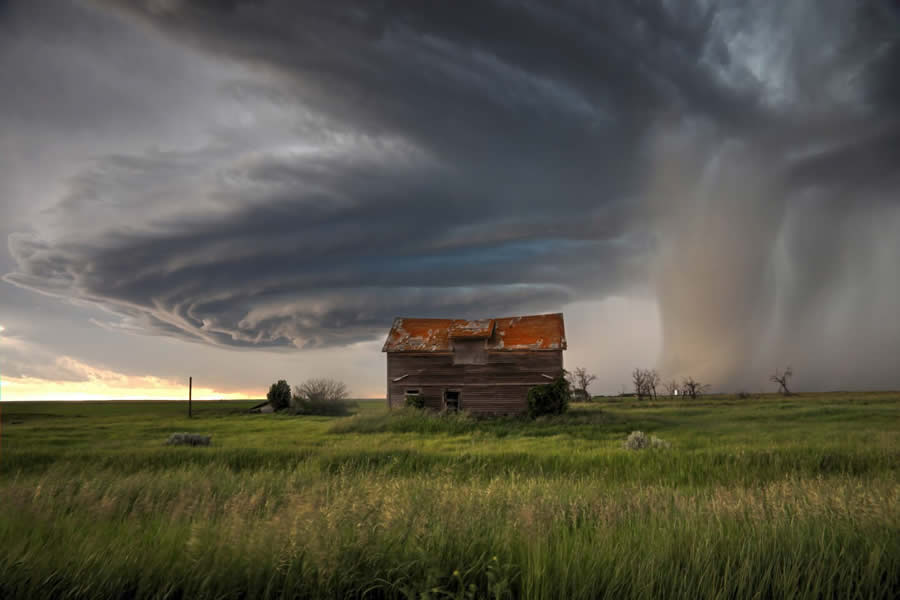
0;356;256;401
0;377;255;401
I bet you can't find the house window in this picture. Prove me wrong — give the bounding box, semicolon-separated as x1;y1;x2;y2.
404;389;424;408
444;390;461;412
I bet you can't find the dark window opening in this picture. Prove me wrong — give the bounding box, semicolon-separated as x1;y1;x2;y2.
404;388;425;409
444;390;461;412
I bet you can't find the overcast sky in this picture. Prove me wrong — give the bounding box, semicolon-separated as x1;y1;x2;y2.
1;0;898;399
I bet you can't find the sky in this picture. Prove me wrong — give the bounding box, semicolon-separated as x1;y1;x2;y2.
1;0;899;400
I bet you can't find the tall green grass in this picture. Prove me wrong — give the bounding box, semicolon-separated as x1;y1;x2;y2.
2;467;897;599
0;394;898;599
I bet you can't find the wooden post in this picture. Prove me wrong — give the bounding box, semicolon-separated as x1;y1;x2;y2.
386;354;391;411
188;376;192;418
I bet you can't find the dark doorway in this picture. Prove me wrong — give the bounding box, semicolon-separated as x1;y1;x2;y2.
444;390;461;412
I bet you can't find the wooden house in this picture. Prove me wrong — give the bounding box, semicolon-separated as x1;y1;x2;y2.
382;313;566;415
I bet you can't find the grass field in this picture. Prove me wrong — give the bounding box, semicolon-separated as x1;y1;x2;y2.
1;393;898;599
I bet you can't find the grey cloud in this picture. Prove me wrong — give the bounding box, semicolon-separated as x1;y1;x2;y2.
0;327;91;382
97;0;769;167
0;0;235;137
5;139;645;349
4;0;900;390
786;124;900;193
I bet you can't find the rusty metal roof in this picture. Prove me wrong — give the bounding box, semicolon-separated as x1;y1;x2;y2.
382;313;566;352
449;319;495;339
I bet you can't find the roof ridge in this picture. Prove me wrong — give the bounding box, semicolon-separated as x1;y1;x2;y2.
383;313;566;352
390;312;563;321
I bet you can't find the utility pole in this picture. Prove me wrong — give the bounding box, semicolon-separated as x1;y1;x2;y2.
188;376;192;418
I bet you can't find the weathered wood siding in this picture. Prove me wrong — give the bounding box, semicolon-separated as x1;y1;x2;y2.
387;351;563;415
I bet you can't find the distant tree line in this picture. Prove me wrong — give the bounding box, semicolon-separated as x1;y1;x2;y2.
565;363;797;402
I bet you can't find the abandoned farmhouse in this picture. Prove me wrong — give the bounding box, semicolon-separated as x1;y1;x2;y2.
382;313;567;415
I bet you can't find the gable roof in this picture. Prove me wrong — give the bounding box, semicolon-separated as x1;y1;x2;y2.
382;313;566;352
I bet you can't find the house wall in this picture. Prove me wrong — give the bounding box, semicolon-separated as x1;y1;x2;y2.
387;351;563;415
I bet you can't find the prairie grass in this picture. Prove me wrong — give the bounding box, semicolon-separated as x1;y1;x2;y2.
0;393;898;599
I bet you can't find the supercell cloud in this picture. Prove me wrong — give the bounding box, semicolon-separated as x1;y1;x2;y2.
2;0;899;391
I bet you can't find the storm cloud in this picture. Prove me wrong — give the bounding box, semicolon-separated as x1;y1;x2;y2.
3;0;900;391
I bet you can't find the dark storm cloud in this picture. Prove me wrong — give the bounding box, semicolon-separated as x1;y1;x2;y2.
786;124;900;193
6;139;642;348
10;0;706;348
4;0;900;388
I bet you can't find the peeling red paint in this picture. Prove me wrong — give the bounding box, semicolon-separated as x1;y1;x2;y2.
449;319;494;339
382;313;566;352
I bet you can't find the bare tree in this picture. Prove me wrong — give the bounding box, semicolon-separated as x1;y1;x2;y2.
770;366;793;396
681;376;709;399
632;368;648;400
292;378;352;415
663;379;679;398
633;368;658;400
647;369;660;400
568;367;597;401
294;378;349;403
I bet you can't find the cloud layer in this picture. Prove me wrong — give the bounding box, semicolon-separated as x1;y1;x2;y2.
4;0;900;389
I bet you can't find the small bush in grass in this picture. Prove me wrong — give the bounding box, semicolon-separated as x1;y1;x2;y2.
266;379;292;411
651;437;671;449
527;375;571;418
291;378;353;416
166;433;211;446
405;394;425;409
623;430;670;450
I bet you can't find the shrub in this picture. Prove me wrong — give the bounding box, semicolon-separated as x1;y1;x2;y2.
571;389;591;402
652;437;672;449
624;430;649;450
267;379;292;411
405;394;425;409
623;430;671;450
527;375;571;418
291;378;353;416
166;433;211;446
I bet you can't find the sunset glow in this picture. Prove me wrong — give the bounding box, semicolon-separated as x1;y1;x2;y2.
0;357;255;401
